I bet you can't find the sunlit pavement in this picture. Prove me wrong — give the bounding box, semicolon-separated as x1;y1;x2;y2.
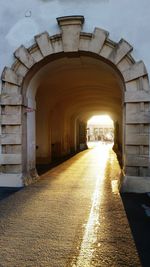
0;143;141;267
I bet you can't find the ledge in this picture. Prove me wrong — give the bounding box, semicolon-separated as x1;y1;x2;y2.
57;15;85;26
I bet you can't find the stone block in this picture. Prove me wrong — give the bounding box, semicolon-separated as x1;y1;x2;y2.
126;134;149;145
123;61;147;82
51;35;63;53
117;58;132;72
0;173;23;187
125;124;140;134
126;110;150;124
30;46;44;62
109;39;133;65
121;176;150;193
57;16;84;52
0;94;22;105
3;125;21;134
125;146;139;155
0;134;21;144
100;43;114;59
15;63;28;77
3;164;22;174
126;155;149;167
4;105;21;114
2;145;22;154
125;80;138;92
0;154;22;164
2;82;20;94
125;90;150;102
1;67;22;86
125;167;138;176
1;114;21;125
79;33;91;51
14;45;35;69
35;32;53;57
89;27;108;54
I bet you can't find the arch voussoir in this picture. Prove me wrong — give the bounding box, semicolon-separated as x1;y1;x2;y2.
14;45;35;69
88;27;109;54
1;67;22;86
122;61;147;82
108;38;133;65
57;16;84;52
35;32;54;57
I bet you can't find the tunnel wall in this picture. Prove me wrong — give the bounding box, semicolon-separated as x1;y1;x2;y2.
0;16;150;192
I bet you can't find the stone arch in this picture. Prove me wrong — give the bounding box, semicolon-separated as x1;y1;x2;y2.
0;15;150;191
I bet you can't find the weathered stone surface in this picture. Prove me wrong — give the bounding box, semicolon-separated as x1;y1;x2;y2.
14;45;35;69
123;61;147;82
0;134;21;144
2;82;20;94
57;15;84;27
126;134;149;145
4;126;21;134
31;49;43;62
125;146;139;155
0;154;22;164
126;110;150;124
15;62;28;77
125;80;138;92
3;164;22;173
126;167;138;176
2;145;22;154
100;43;114;59
35;32;53;57
117;58;132;72
0;94;22;105
125;90;150;102
1;114;21;125
0;173;23;187
57;16;84;52
79;33;91;51
89;27;108;54
126;155;149;167
109;39;133;65
4;105;21;113
51;35;63;53
1;67;22;86
122;176;150;193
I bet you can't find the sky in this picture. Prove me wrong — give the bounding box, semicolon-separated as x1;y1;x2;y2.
1;0;150;74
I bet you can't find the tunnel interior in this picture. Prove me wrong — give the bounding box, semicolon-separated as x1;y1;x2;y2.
23;52;124;174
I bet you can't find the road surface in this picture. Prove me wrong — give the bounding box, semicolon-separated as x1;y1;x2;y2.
0;143;141;266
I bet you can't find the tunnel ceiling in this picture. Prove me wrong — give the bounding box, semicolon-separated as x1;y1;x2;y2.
29;53;123;121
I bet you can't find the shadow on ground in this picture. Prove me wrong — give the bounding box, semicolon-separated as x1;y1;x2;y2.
0;187;21;201
121;193;150;267
0;153;79;201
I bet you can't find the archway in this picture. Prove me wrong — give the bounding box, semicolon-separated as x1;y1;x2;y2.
1;16;150;192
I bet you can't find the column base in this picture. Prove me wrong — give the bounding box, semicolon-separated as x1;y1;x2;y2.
0;168;39;188
121;175;150;193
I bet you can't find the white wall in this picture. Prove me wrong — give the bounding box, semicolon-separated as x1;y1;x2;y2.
0;0;150;74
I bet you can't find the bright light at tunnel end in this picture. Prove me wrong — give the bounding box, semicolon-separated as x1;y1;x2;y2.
87;115;113;126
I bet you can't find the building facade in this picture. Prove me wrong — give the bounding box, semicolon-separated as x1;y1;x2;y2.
0;0;150;192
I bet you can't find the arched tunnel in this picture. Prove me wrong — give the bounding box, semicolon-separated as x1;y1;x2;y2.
23;52;124;174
